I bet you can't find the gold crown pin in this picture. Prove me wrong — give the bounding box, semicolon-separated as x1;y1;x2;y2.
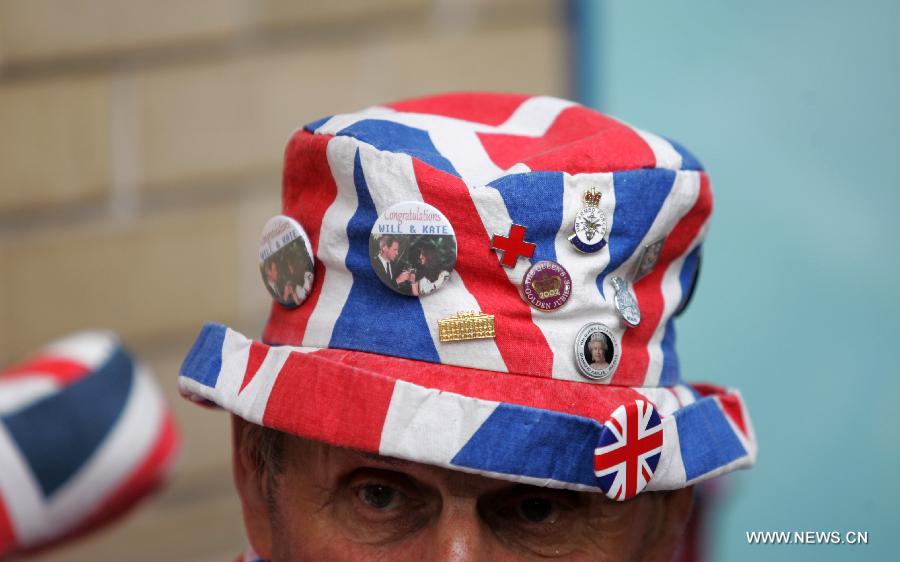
582;187;602;207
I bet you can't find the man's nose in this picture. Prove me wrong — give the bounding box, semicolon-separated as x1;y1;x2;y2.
427;498;492;562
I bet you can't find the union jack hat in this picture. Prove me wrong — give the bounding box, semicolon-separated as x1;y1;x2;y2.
0;332;179;557
180;92;756;501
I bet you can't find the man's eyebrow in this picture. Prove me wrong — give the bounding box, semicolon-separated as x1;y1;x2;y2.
356;452;412;466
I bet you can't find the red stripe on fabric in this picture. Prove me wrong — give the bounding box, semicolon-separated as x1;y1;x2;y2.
386;92;530;126
0;494;16;558
612;173;713;385
262;352;396;453
264;132;339;346
692;382;724;397
718;394;748;437
477;106;656;174
1;357;89;384
240;341;269;393
610;417;623;435
412;160;554;377
14;413;179;557
307;347;645;423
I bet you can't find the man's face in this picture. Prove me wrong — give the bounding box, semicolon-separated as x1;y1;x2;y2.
266;261;278;284
234;421;693;562
381;241;400;263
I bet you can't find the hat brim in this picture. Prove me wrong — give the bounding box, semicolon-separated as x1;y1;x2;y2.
179;323;755;496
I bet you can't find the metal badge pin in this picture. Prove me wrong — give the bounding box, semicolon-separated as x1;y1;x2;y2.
491;224;536;268
438;311;496;342
522;260;572;311
568;187;608;253
574;322;620;381
633;237;665;281
259;215;315;308
611;276;641;327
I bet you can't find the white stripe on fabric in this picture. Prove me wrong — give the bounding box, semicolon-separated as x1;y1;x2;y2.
357;143;508;372
313;96;574;187
548;172;621;382
0;377;58;416
0;423;44;544
634;128;683;171
644;415;687;491
36;365;163;546
672;385;697;407
633;387;684;417
42;331;119;370
492;96;578;136
301;136;362;348
643;171;702;386
379;380;500;465
232;345;292;426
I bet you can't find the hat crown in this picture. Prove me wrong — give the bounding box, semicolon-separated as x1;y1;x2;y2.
265;92;711;388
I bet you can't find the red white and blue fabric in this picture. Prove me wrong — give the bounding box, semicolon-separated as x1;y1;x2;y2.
179;92;756;497
0;332;179;557
594;400;663;501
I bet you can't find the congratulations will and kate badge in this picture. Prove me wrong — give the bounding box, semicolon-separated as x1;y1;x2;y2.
259;215;315;308
369;201;457;297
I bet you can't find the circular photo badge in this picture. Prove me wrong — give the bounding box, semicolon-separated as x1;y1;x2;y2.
369;201;457;297
259;215;315;308
574;322;620;381
523;260;572;311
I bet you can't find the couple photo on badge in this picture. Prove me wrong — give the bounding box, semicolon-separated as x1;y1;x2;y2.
260;232;314;308
370;233;455;296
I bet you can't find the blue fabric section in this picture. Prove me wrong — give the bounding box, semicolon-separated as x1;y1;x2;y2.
304;115;333;133
330;150;440;362
179;322;227;388
658;319;680;385
677;245;702;313
450;404;600;488
597;169;676;297
336;119;459;177
665;137;704;171
488;172;564;264
676;397;747;481
1;347;134;497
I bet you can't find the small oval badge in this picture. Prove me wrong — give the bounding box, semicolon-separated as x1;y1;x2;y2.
574;322;620;381
259;215;315;308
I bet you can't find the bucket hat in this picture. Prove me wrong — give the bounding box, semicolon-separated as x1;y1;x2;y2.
180;92;756;501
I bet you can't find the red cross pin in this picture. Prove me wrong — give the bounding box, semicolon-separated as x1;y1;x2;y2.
491;224;536;268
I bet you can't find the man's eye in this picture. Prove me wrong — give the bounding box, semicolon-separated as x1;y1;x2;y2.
516;497;559;524
358;484;404;510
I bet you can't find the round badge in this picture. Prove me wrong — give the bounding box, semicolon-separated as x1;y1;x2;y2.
574;207;608;246
522;260;572;311
594;400;663;501
369;201;457;296
259;215;315;308
611;277;641;327
574;323;620;381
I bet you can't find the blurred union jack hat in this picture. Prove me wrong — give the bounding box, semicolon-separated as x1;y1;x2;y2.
179;92;756;501
0;332;179;557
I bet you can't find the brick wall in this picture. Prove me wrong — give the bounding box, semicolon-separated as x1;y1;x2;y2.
0;2;566;559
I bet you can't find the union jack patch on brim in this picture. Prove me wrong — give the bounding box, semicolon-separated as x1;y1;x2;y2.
179;92;757;498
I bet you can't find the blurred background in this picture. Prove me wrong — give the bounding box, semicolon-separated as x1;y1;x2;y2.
0;0;895;560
